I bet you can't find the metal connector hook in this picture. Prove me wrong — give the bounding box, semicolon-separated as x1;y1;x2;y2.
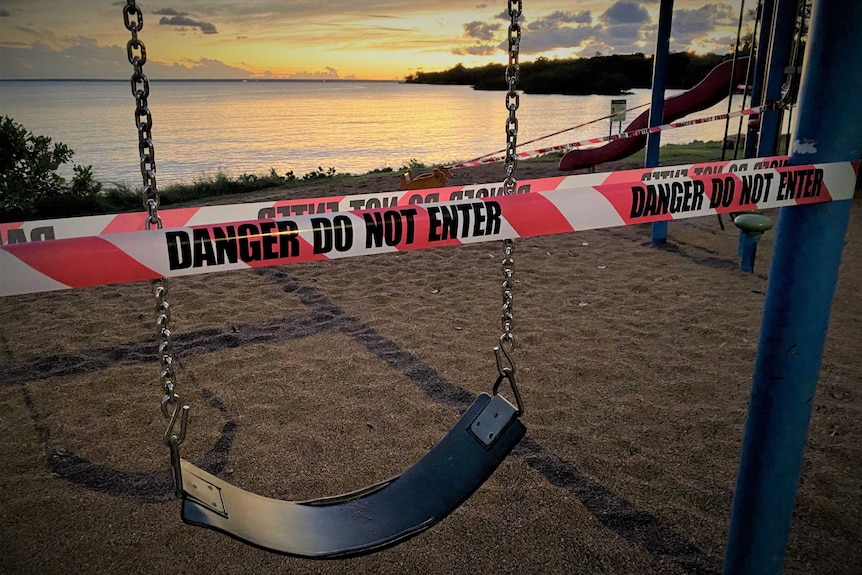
492;346;523;416
163;401;189;447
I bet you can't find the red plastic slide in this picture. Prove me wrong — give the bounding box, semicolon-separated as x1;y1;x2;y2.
559;57;750;171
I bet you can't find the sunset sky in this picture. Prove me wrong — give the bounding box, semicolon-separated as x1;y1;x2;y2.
0;1;747;81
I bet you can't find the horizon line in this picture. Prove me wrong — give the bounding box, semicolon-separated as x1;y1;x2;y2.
0;77;401;83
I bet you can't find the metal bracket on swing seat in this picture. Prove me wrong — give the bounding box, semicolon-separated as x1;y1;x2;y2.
469;393;520;448
179;393;525;558
183;468;228;517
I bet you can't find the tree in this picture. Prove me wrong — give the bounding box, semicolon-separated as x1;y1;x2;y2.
0;115;101;220
406;52;736;96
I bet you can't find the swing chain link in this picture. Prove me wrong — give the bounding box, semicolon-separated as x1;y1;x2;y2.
493;0;522;415
124;1;188;489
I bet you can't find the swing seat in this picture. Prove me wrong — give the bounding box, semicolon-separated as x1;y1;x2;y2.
180;392;525;558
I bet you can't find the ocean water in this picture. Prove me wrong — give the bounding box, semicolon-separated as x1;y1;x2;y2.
0;80;750;187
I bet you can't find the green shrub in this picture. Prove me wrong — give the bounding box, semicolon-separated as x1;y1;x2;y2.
0;116;102;221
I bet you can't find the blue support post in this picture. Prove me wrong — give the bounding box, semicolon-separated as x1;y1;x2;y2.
744;0;776;158
737;232;760;272
734;212;774;272
756;0;799;156
736;0;797;272
648;0;674;244
723;1;862;573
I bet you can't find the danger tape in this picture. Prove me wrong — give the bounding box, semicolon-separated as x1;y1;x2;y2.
455;106;765;167
1;160;856;297
451;101;651;168
1;156;788;245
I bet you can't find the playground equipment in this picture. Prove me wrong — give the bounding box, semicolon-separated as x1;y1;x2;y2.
558;56;751;171
644;0;674;245
115;0;525;557
723;1;862;573
733;212;775;272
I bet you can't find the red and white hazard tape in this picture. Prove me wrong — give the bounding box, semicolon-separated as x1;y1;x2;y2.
454;106;765;167
0;156;788;245
452;101;651;168
1;160;856;297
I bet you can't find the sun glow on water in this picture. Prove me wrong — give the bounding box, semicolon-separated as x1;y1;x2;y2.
1;80;747;187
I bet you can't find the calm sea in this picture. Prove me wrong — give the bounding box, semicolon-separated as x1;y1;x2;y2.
0;80;748;186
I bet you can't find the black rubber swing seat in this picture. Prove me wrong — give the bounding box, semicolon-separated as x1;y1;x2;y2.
180;392;526;558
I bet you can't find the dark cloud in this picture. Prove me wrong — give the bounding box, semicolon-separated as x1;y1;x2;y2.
605;23;646;42
463;20;501;42
153;9;189;17
573;11;593;25
452;44;496;56
459;6;643;58
528;11;592;32
524;27;600;54
600;2;651;26
509;2;739;57
585;1;652;51
14;25;38;35
0;9;11;17
672;4;738;36
663;3;741;53
495;9;524;22
515;11;600;55
160;16;195;26
455;17;504;57
159;15;218;35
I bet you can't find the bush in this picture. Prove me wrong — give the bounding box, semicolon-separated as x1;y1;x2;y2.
0;116;102;221
301;166;337;181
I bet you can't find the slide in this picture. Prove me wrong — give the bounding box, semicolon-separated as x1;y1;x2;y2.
559;57;750;171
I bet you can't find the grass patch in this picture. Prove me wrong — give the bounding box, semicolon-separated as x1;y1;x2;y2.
628;139;725;163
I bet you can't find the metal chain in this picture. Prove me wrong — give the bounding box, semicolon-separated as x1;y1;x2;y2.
503;0;522;197
124;0;188;494
500;0;521;355
123;0;159;229
494;0;523;415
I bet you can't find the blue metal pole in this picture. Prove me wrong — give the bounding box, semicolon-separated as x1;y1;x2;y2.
736;0;797;271
744;0;776;158
648;0;674;244
723;1;862;573
737;232;760;272
756;0;799;156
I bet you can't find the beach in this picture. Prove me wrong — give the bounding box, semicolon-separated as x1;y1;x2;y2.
1;158;860;575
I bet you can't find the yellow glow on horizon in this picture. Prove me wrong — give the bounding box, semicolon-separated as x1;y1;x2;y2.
136;11;500;80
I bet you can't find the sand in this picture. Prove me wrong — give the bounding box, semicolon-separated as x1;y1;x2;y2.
1;159;860;575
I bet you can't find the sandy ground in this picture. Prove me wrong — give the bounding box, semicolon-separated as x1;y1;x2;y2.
1;159;860;575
